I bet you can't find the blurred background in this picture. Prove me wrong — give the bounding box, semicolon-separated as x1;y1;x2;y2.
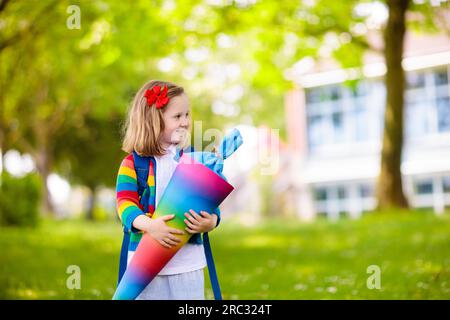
0;0;449;299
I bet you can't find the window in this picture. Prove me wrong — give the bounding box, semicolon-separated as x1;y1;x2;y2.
437;97;450;133
443;176;450;194
306;89;322;104
359;184;374;198
337;186;347;200
434;69;449;86
332;111;345;142
328;85;341;101
350;81;369;97
307;103;346;146
314;187;328;201
306;80;383;148
308;114;331;147
404;68;450;138
415;180;433;195
405;101;430;138
306;85;342;104
407;72;425;89
353;105;369;141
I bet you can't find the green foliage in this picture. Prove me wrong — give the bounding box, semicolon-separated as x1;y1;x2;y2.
0;172;42;227
1;0;447;217
408;0;448;33
53;114;125;189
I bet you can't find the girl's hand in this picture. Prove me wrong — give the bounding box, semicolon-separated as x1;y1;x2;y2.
184;209;218;234
145;215;185;248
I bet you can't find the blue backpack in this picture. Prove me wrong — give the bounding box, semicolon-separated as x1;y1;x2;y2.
117;149;222;300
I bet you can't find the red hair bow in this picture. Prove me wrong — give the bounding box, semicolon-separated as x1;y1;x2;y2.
144;85;169;109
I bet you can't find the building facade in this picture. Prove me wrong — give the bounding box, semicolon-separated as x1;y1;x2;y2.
285;33;450;220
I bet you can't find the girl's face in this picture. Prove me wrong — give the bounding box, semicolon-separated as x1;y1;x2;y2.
160;93;191;148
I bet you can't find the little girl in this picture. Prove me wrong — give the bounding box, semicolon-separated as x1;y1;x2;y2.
116;80;220;300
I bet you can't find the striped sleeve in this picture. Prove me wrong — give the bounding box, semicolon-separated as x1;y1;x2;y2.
116;154;145;233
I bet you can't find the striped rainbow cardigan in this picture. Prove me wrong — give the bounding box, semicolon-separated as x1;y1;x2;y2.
115;152;219;252
116;154;156;251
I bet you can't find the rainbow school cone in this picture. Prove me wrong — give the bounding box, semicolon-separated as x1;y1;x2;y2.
112;153;234;300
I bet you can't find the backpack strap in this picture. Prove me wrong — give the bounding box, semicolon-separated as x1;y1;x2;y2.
117;227;130;285
133;151;152;213
117;151;152;285
203;232;222;300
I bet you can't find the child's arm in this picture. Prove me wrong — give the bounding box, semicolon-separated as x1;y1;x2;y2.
133;214;185;248
183;209;219;234
116;155;184;248
116;155;146;233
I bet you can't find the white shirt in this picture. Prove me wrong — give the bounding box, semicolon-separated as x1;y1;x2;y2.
127;144;207;275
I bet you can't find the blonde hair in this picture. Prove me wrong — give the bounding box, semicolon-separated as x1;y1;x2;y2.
122;80;186;157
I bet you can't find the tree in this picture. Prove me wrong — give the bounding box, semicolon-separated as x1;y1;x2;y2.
54;113;124;220
200;0;448;211
0;0;190;216
2;0;446;218
377;0;410;209
376;0;448;209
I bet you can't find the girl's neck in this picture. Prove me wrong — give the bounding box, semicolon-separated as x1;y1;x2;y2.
162;142;176;151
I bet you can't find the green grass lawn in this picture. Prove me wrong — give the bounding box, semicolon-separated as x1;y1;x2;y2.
0;211;449;299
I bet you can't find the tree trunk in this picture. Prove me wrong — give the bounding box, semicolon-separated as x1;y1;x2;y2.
35;146;55;216
376;0;410;210
86;187;96;220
